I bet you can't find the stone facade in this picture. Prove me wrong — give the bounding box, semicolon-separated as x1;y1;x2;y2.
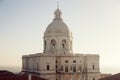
22;7;100;80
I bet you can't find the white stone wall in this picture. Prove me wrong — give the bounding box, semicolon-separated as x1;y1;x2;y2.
59;55;84;73
44;34;73;54
22;53;100;80
85;54;100;73
87;73;100;80
39;56;56;74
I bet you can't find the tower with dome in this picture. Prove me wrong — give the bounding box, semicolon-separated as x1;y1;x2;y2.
44;7;72;54
22;7;100;80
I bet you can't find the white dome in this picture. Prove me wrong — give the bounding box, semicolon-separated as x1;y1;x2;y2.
45;8;70;34
45;20;70;34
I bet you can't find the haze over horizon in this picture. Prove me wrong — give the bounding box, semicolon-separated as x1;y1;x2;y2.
0;0;120;74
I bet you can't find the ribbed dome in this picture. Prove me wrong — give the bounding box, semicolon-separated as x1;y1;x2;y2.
45;8;70;34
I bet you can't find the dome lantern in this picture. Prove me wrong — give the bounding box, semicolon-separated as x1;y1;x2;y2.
54;8;62;20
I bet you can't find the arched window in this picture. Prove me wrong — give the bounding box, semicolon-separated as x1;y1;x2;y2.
62;39;66;48
51;39;56;48
62;44;65;48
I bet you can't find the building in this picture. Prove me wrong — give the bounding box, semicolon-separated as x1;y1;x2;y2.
99;73;120;80
0;70;46;80
100;73;112;79
22;7;100;80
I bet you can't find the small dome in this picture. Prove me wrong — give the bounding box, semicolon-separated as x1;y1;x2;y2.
45;8;70;34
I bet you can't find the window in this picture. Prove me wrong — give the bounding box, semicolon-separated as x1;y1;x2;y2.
78;66;82;72
47;65;50;70
51;39;56;48
62;44;65;48
62;40;66;48
61;66;63;71
56;65;57;69
53;44;55;48
56;65;57;73
56;60;57;63
70;66;72;71
65;60;68;63
73;66;76;72
92;65;95;70
73;60;76;63
65;66;68;72
93;78;95;80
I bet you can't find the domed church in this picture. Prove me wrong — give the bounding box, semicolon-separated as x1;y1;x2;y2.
22;7;100;80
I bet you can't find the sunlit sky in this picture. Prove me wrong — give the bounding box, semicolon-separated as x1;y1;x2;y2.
0;0;120;74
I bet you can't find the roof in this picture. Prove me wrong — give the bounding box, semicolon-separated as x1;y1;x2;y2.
0;70;46;80
99;73;120;80
100;73;112;79
45;8;70;35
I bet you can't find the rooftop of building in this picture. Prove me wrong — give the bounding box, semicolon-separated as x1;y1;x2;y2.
0;70;46;80
22;53;99;58
99;73;120;80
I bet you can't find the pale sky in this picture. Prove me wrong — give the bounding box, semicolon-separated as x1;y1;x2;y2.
0;0;120;74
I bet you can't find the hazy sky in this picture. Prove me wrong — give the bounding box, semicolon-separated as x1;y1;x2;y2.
0;0;120;74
